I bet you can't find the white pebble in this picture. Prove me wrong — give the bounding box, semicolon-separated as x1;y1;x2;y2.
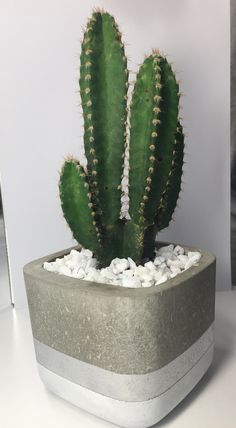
177;254;189;269
122;269;136;278
144;261;156;270
154;256;165;266
156;245;174;256
82;249;93;258
122;277;142;288
100;267;116;280
43;262;57;272
128;257;136;269
166;258;182;269
59;266;72;276
142;280;154;288
170;266;181;275
174;245;185;255
110;258;129;274
84;267;99;282
155;274;169;285
153;270;163;282
70;249;79;256
71;268;85;279
85;258;97;273
187;251;201;263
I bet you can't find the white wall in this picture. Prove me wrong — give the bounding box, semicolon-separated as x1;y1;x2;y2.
0;0;230;307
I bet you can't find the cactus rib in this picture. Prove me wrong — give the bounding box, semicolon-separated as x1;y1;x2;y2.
155;122;184;230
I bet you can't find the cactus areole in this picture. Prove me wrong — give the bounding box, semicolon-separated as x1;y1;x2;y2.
59;10;184;267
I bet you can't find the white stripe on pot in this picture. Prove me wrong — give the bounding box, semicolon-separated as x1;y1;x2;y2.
38;344;213;428
34;323;214;402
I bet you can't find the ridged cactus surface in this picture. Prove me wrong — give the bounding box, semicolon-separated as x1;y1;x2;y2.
59;10;185;267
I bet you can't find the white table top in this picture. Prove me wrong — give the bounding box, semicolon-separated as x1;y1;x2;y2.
0;291;236;428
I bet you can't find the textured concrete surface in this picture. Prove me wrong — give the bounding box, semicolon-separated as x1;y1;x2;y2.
24;244;216;375
34;325;214;402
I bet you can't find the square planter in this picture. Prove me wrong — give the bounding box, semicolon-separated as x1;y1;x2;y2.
24;243;216;428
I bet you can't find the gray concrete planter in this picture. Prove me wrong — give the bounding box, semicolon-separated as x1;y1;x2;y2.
24;243;216;428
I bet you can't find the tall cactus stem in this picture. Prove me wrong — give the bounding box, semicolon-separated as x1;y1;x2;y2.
59;11;184;267
80;11;128;228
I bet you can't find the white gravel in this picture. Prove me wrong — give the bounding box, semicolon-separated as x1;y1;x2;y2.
43;244;201;289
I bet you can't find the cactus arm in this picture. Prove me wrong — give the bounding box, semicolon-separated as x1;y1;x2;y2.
80;11;128;227
129;53;179;227
129;54;162;225
59;158;101;256
145;56;180;224
155;122;184;230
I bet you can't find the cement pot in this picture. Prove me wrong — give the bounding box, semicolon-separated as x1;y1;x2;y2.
23;243;216;428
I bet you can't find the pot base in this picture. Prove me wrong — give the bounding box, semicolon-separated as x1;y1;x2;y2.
38;342;214;428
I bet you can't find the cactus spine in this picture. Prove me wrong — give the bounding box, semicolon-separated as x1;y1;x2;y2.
59;10;184;267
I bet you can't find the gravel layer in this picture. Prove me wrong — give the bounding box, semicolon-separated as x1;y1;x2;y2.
43;244;201;288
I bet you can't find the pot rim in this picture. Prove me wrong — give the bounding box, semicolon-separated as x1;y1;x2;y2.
23;241;216;297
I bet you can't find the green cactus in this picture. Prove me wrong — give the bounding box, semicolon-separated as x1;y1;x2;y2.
59;10;184;267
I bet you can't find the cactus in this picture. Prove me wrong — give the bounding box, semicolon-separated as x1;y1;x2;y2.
59;10;184;267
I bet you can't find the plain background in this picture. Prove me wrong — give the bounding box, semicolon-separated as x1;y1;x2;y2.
0;0;230;307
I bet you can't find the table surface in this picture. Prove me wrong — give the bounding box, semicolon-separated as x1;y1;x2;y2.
0;291;236;428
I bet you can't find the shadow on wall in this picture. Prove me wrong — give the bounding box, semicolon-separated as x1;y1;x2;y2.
231;0;236;286
0;190;2;214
